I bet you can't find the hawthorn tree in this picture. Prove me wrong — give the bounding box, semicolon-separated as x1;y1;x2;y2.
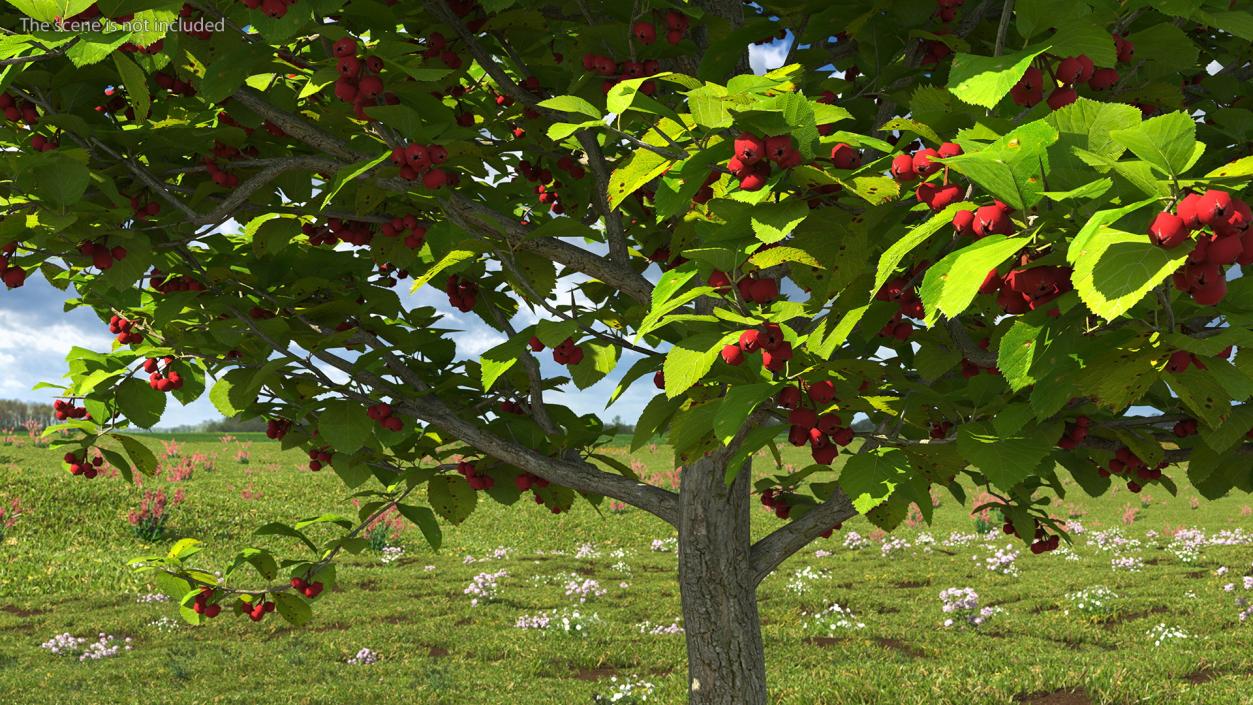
2;0;1253;702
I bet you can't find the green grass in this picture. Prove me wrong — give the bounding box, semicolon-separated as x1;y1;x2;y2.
1;434;1252;705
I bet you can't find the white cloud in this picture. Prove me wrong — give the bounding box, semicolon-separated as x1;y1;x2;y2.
749;38;791;74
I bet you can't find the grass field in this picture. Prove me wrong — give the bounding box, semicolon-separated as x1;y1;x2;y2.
1;432;1252;705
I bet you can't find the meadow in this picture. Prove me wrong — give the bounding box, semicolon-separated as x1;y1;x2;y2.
1;431;1251;705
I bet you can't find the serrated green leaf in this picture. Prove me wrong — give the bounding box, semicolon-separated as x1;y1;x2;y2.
947;47;1049;109
428;475;477;525
921;235;1025;325
1072;228;1190;320
317;400;371;454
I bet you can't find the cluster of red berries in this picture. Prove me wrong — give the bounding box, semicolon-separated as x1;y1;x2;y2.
1056;415;1091;450
201;157;240;188
1014;521;1062;554
729;133;802;191
380;214;428;249
129;194;162;221
498;400;525;415
733;272;781;305
290;576;324;599
891;142;965;210
786;403;855;465
546;337;585;366
144;357;184;392
988;265;1074;316
445;274;478;313
64;449;105;479
0;93;39;125
1098;446;1167;493
632;10;689;46
875;276;926;341
302;218;376;247
1157;190;1250;306
388;142;453;189
152;71;196;97
190;587;223;618
239;0;299;20
265;418;291;440
760;488;797;519
307;446;332;471
580;53;662;96
29;133;57;151
1011;36;1132;109
331;38;403;121
953;200;1015;238
374;262;411;288
1172;418;1199;438
241;597;277;622
78;240;128;271
367;402;403;432
456;461;495;490
109;315;144;344
417;32;465;70
149;267;205;294
930;420;954;439
722;324;793;372
118;38;162;54
514;472;550;495
53;399;90;421
1;242;25;289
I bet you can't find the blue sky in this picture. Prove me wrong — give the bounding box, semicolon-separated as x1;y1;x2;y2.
0;42;796;428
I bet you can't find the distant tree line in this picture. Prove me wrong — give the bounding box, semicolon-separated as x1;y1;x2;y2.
0;399;53;429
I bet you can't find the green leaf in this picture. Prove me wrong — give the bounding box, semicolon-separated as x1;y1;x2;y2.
538;94;600;119
1072;228;1190;320
8;0;96;22
1066;197;1159;264
317;400;372;454
713;383;775;444
632;393;681;451
608;146;672;210
480;338;520;391
1040;17;1118;67
750;198;809;243
1108;112;1198;178
1168;368;1232;431
957;422;1058;490
249;215;301;257
947;47;1049;109
330;455;373;489
116;434;158;476
116;377;166;429
254;522;318;554
320;151;391;210
838;447;910;514
428;475;477;525
920;235;1025;325
98;447;133;483
1199;404;1253;454
111;52;149;121
198;46;260;104
879;117;941;146
663;332;733;399
996;319;1054;392
410;249;477;294
805;304;868;359
23;153;90;209
273;592;313;626
569;342;618;390
396;504;443;550
872;202;972;298
68;31;131;67
942;122;1058;209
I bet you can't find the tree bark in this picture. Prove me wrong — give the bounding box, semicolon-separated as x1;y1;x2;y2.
677;456;767;705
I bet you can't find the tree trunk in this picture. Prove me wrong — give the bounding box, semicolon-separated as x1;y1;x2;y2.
677;457;767;705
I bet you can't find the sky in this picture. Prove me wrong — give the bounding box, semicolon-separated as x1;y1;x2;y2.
0;41;795;428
